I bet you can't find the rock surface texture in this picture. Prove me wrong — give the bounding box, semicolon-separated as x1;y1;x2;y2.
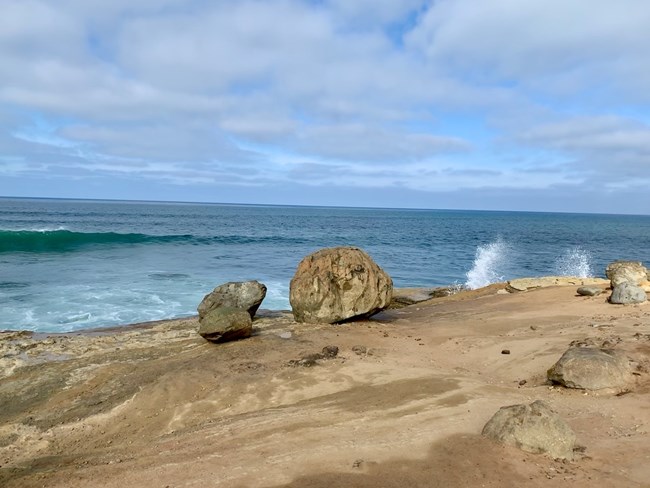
482;400;576;459
609;282;648;304
198;280;267;320
290;246;393;323
197;307;253;342
547;347;633;390
506;276;608;293
605;261;648;288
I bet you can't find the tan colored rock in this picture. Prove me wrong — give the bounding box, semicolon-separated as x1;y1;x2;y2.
289;246;393;323
606;261;648;287
506;276;608;293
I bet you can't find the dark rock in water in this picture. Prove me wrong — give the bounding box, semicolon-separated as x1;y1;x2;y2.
198;281;266;320
577;286;602;297
605;261;647;287
547;347;632;390
609;283;647;304
289;246;393;324
198;307;252;343
482;400;576;459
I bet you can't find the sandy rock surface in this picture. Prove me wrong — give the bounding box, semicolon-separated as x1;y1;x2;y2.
1;284;649;487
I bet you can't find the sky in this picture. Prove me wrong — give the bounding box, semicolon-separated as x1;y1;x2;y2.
1;0;650;213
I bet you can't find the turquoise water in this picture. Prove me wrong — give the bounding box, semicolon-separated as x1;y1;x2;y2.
1;197;649;332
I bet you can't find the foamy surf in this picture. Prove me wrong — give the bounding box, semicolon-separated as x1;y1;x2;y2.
554;246;594;278
464;239;512;289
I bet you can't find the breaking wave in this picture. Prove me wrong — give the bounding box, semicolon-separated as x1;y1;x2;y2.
0;229;306;253
464;238;512;289
554;246;594;278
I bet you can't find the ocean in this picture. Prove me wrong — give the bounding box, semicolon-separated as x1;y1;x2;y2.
1;197;649;332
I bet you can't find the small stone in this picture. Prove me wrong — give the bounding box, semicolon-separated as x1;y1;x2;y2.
279;332;292;339
321;345;339;358
502;349;511;355
352;345;367;355
519;379;527;386
577;286;602;297
530;325;538;331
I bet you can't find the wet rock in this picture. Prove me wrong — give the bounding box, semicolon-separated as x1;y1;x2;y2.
609;283;647;304
606;261;648;287
482;400;576;459
198;281;267;320
547;347;633;390
577;286;602;297
198;307;252;343
289;246;393;324
321;345;339;358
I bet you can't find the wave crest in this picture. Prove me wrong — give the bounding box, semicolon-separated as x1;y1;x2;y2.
464;239;511;289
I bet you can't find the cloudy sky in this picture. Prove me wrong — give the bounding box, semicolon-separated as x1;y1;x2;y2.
1;0;649;213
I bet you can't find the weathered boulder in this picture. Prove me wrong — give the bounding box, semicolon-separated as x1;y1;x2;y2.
576;286;603;297
482;400;576;459
609;282;647;304
198;307;252;343
289;246;393;324
198;280;266;320
507;276;608;293
605;261;648;287
547;347;633;390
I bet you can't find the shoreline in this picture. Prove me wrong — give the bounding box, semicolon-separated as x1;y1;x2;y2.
1;278;648;487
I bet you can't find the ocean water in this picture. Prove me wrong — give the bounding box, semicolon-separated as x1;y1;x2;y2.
1;197;649;332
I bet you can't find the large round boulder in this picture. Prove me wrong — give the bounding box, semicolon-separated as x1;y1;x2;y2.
547;347;633;390
482;400;576;459
289;246;393;324
198;307;252;343
198;280;266;320
605;261;647;287
609;282;647;304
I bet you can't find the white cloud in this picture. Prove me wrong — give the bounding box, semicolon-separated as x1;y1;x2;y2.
0;0;649;211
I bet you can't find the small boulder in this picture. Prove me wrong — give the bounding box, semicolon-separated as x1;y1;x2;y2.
289;247;393;324
198;280;267;320
482;400;576;459
198;307;252;343
606;261;647;287
609;283;647;304
547;347;632;390
576;286;602;297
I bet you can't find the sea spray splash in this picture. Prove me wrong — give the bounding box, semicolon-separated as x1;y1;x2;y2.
464;239;512;289
554;246;594;278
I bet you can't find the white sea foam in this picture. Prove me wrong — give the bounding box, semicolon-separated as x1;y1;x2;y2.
554;246;594;278
465;239;511;290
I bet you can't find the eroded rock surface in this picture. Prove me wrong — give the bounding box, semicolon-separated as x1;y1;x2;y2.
289;247;393;324
606;261;648;288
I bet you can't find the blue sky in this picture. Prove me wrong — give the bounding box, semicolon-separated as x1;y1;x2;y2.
1;0;649;213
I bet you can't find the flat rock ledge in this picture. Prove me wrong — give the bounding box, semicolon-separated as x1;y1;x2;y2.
507;276;609;293
547;347;633;390
482;400;576;460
